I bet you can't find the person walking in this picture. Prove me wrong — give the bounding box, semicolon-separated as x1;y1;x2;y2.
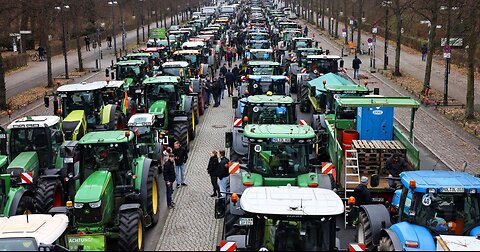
225;69;235;97
421;44;427;62
232;65;240;88
37;46;45;61
84;36;91;51
219;74;226;99
173;141;188;188
237;45;244;61
107;36;112;49
204;76;212;108
352;56;362;80
163;154;176;209
232;46;237;62
227;49;233;68
384;153;408;188
220;63;228;77
218;150;230;198
354;176;372;206
207;151;221;197
212;78;221;107
304;25;309;37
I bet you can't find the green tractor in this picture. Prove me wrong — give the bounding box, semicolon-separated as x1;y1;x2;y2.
52;81;126;141
142;76;197;151
65;130;160;251
222;124;334;237
127;113;164;163
0;116;79;216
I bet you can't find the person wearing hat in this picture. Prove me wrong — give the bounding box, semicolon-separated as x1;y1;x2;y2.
384;153;408;188
354;176;372;206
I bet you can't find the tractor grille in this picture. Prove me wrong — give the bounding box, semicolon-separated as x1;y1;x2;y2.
75;204;102;224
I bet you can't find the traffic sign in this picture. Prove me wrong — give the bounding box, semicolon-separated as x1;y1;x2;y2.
342;32;347;38
19;30;32;34
372;27;378;34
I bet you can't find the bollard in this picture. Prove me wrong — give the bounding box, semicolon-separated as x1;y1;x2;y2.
96;59;99;69
101;50;103;60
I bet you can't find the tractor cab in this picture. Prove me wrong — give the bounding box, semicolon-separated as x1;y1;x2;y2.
241;75;290;97
215;186;343;251
247;40;272;50
246;61;282;76
281;29;302;44
181;41;210;58
138;47;169;65
245;49;274;62
248;32;270;42
128;113;164;161
291;37;315;51
160;61;191;81
294;48;325;65
278;22;299;32
111;60;149;87
305;55;344;79
357;170;480;251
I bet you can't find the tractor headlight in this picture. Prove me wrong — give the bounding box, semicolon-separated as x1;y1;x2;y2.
64;158;74;164
89;200;102;209
74;202;84;209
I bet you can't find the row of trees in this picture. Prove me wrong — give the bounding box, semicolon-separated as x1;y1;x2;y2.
287;0;479;119
0;0;213;108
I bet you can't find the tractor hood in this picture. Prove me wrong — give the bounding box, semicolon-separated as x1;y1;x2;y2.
7;151;39;173
148;100;167;117
75;171;111;203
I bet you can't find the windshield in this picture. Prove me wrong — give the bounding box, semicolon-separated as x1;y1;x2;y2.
248;51;273;61
81;143;126;179
249;142;309;176
308;59;338;75
162;67;186;77
61;91;98;115
295;40;312;49
145;84;176;108
247;105;293;124
247;80;286;95
248;65;279;75
128;56;149;62
117;65;142;80
249;34;269;41
254;217;333;251
414;193;480;235
249;41;271;49
131;126;153;144
10;128;50;167
0;238;38;251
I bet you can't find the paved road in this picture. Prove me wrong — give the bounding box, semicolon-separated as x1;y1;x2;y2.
297;18;480;174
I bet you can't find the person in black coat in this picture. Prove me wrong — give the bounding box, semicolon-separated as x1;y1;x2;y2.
163;154;176;209
207;151;221;197
354;176;372;206
225;69;235;97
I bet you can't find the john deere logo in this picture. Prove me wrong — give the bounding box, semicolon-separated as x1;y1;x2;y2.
84;209;90;214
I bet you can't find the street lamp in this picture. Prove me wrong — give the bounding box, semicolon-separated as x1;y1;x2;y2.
108;1;118;57
381;0;392;70
55;4;70;79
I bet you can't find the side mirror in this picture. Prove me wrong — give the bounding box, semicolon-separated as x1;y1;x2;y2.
215;197;226;219
111;72;115;80
44;96;49;108
370;174;380;188
225;132;233;148
232;96;238;109
309;86;316;97
105;68;110;78
315;41;319;47
340;59;344;68
53;99;59;115
374;88;380;95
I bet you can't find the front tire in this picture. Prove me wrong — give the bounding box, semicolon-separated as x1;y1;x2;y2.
146;166;160;226
173;122;189;152
118;210;144;251
378;236;395;251
357;211;375;251
13;195;35;216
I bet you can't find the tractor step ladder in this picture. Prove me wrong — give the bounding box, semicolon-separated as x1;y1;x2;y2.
344;149;360;229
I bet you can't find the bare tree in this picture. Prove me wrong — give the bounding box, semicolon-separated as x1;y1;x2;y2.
392;0;415;76
72;0;84;72
463;0;480;119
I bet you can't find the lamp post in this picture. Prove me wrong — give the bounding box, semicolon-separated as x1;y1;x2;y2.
382;0;392;70
55;4;70;79
108;1;118;57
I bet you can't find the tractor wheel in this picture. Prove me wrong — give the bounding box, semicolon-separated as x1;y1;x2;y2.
119;210;144;251
299;84;311;113
378;236;395;251
14;195;35;215
173;123;189;152
111;111;126;130
192;96;200;125
146;166;160;227
35;179;63;213
357;211;375;251
188;110;196;141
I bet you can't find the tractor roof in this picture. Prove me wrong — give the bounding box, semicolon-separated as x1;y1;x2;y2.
57;81;107;92
128;113;155;127
141;46;167;52
249;32;269;35
78;130;134;144
247;61;281;66
297;48;323;51
240;186;344;216
173;50;202;55
307;55;341;60
293;37;313;41
244;124;315;139
115;60;146;66
127;52;152;57
249;49;273;53
143;76;180;85
246;95;294;104
247;75;288;81
162;61;190;68
8;116;60;129
401;171;480;193
0;214;68;245
308;73;369;93
334;96;421;108
104;80;125;89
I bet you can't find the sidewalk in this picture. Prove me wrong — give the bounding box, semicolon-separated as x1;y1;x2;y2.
299;19;480;174
4;19;174;99
299;11;480;110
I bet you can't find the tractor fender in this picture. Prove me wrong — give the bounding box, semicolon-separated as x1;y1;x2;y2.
7;188;31;216
359;204;392;246
311;114;326;131
231;128;248;156
181;95;193;114
191;78;201;93
389;222;436;250
134;156;147;191
100;104;116;126
119;203;141;212
139;158;155;211
380;229;402;251
470;226;480;236
173;116;188;123
201;64;209;78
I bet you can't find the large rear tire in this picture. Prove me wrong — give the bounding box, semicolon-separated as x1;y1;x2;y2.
299;84;311;113
14;195;35;216
35;179;63;213
378;236;395;251
173;123;189;152
146;166;160;227
357;211;375;251
118;210;144;251
192;96;200;125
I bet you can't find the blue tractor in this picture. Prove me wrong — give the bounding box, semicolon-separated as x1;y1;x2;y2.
356;170;480;251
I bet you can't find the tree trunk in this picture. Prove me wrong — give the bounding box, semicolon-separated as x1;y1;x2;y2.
321;0;325;30
0;52;6;109
344;0;348;44
465;0;479;119
356;0;363;53
73;11;84;72
422;0;439;91
335;1;339;38
394;3;402;76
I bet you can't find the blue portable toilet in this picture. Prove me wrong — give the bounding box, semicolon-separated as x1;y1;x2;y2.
356;106;394;140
